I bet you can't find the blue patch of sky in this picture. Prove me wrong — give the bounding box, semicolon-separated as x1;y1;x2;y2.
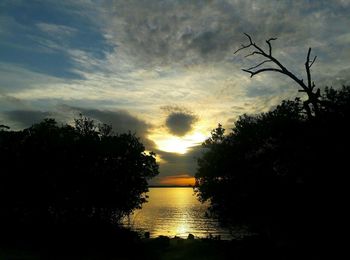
1;1;114;79
0;42;81;79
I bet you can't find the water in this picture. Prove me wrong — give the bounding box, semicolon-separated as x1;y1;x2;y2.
122;187;232;240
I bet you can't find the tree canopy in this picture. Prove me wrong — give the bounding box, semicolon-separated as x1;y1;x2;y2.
0;116;158;238
195;86;350;247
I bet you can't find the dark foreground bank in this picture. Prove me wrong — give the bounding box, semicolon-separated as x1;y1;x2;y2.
0;227;324;260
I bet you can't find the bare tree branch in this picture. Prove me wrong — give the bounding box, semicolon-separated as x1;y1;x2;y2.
235;33;320;118
234;34;254;54
305;48;312;90
246;60;272;70
309;55;317;68
244;32;253;44
244;51;263;58
234;44;251;54
266;37;277;56
242;68;284;78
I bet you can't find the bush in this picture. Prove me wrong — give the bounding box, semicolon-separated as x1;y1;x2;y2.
0;116;158;241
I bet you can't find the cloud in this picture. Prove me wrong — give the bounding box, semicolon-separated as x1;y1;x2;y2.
163;106;198;136
1;105;156;149
165;112;198;136
36;22;77;38
100;0;350;80
155;144;204;177
102;0;242;68
60;106;156;149
73;108;149;132
0;93;28;110
2;110;52;128
0;1;113;79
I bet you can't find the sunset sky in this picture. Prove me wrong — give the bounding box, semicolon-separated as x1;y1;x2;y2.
1;0;349;185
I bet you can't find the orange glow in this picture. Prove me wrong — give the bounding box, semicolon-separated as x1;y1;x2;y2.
159;174;195;186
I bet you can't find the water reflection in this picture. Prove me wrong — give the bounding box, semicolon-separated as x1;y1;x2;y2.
123;187;232;239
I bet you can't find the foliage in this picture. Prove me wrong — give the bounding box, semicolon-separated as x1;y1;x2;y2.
0;116;158;236
195;86;350;245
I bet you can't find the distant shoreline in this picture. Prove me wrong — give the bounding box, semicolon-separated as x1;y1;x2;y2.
148;185;194;188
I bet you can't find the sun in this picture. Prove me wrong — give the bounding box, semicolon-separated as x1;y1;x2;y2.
156;137;189;154
153;132;207;154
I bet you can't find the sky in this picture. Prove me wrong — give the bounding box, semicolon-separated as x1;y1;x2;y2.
1;0;350;185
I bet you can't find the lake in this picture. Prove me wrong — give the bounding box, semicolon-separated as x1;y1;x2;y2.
122;187;232;240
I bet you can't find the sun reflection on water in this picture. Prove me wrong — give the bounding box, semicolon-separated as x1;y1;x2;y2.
175;222;189;236
122;187;232;239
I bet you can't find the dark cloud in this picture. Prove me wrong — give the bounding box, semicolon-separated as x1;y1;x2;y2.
165;112;198;136
0;94;25;110
189;31;222;55
1;106;156;150
78;108;150;135
65;106;156;150
2;110;52;128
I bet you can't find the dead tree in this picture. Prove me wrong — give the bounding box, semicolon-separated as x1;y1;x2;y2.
235;33;320;118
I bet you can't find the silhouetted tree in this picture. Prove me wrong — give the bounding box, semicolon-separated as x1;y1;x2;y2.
0;116;158;243
195;86;350;250
235;33;320;118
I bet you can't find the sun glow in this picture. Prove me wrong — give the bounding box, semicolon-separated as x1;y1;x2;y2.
154;132;207;154
176;222;190;236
